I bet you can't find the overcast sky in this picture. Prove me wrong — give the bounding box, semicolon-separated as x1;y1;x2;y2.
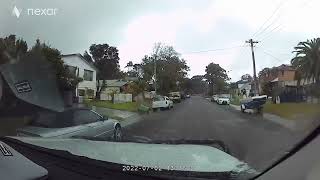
1;0;318;81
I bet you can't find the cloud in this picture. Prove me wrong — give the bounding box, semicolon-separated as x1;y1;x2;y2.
117;3;223;71
2;0;319;81
119;0;320;81
118;11;189;67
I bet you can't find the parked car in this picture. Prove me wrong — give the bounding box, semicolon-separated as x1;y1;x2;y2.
17;108;122;140
211;95;218;102
168;92;181;103
217;95;230;105
152;96;174;110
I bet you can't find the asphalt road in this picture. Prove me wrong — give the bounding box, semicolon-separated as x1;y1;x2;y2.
123;96;305;172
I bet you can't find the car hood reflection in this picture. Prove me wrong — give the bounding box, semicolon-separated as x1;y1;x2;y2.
11;136;257;174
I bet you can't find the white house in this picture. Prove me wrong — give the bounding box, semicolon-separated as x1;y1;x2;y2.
61;54;97;98
237;81;251;97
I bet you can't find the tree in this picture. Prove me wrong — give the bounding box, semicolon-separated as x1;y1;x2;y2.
126;63;143;78
180;78;192;93
125;61;140;77
125;61;133;71
291;38;320;84
241;74;253;82
83;51;93;63
133;63;143;78
0;35;28;64
30;39;82;91
291;38;320;98
204;62;229;95
258;68;271;82
124;81;146;97
186;75;206;94
89;43;121;98
141;43;189;94
0;35;82;92
258;67;278;82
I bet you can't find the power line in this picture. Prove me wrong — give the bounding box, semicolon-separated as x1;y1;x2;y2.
257;0;314;42
252;0;287;38
258;24;283;42
182;45;245;54
256;47;284;63
254;18;282;39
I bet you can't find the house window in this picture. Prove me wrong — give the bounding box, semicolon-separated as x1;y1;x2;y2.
84;69;93;81
78;89;85;96
66;65;77;76
281;70;284;76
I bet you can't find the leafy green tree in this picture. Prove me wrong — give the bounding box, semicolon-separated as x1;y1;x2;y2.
188;75;206;94
125;61;133;71
241;74;253;82
133;63;143;78
291;38;320;98
204;62;229;95
124;81;146;97
83;51;93;63
30;39;82;91
258;67;278;82
291;38;320;84
141;43;189;94
125;61;140;77
89;43;121;98
0;35;28;64
0;35;81;92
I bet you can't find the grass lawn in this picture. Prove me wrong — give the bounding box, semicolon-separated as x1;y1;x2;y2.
84;100;139;112
105;114;125;121
264;102;320;120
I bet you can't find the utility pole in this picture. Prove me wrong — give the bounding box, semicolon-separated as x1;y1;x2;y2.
154;55;157;94
246;39;259;95
153;47;160;94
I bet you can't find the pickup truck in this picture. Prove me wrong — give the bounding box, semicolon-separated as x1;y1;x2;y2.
168;92;181;103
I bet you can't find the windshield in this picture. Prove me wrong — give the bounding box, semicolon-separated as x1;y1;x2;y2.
1;0;320;179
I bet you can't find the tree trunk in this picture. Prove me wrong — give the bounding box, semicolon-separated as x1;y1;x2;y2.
95;80;105;100
95;91;101;100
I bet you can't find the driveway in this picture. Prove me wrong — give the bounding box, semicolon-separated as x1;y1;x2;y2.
123;96;306;171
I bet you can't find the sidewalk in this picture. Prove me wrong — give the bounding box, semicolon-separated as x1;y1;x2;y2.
230;104;254;113
229;104;318;132
230;104;240;111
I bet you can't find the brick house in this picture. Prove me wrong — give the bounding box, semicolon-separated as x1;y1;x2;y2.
259;64;310;102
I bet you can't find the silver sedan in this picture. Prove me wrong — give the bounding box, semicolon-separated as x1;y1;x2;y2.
17;108;122;140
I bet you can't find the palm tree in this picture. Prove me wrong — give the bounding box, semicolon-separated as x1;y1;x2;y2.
291;38;320;84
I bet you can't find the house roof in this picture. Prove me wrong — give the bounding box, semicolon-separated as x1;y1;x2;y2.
236;80;251;84
98;80;129;87
277;64;295;71
238;83;251;89
61;53;98;71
